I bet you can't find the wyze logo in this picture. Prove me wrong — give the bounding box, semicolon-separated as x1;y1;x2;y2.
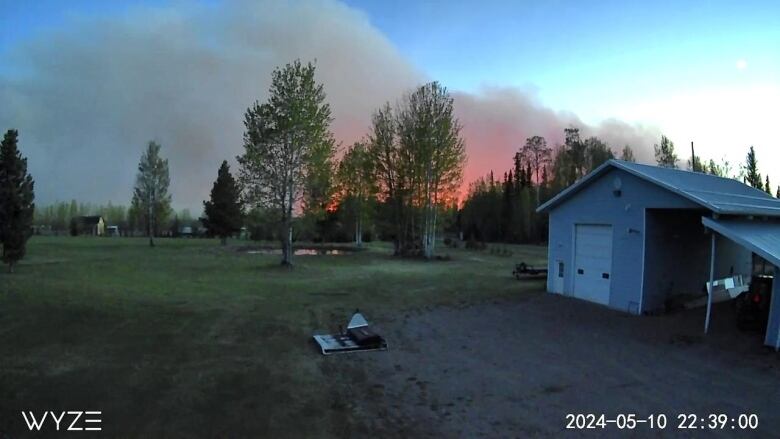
21;411;102;431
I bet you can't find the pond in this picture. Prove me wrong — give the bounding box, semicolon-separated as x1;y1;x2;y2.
246;248;354;256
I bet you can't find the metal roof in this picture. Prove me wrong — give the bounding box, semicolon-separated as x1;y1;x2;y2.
537;159;780;217
702;217;780;267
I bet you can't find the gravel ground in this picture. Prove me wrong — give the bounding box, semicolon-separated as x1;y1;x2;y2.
329;291;780;438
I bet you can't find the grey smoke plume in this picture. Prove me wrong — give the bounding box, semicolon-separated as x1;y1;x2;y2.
0;0;660;209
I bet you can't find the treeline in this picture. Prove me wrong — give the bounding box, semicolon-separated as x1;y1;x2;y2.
458;130;777;245
33;200;199;237
459;128;627;243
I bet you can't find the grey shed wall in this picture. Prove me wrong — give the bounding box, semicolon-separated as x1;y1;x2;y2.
546;168;701;314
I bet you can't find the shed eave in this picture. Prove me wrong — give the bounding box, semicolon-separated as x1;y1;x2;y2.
701;216;780;268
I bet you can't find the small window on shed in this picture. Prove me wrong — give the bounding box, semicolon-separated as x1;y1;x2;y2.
558;261;564;278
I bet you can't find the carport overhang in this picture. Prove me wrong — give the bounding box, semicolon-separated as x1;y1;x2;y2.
702;216;780;349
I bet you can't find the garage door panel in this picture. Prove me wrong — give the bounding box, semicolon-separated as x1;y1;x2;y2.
573;224;612;306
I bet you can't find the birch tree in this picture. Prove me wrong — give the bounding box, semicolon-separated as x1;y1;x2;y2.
368;103;406;255
337;141;376;247
131;141;171;247
397;82;466;259
237;60;334;266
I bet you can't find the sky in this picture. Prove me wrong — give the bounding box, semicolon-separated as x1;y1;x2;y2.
1;0;778;209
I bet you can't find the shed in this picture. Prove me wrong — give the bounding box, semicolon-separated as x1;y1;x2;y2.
537;159;780;348
78;216;106;236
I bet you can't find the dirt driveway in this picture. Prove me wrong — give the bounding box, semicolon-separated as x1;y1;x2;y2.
326;290;780;438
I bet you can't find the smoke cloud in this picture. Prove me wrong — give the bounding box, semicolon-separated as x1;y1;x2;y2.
0;0;660;209
453;87;660;186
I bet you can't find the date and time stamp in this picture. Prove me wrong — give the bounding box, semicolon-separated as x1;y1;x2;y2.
566;413;759;431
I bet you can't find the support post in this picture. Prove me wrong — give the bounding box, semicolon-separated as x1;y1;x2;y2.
705;232;716;334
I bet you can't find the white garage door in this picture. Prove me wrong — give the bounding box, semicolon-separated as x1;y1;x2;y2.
573;224;613;305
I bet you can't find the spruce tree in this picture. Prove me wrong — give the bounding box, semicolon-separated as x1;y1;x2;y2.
654;135;678;168
203;160;243;245
0;129;35;272
744;146;762;190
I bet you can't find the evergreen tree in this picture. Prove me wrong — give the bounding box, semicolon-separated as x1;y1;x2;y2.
202;161;243;245
170;215;181;238
776;186;780;198
654;135;678;168
0;129;35;272
688;155;704;172
513;152;523;191
132;141;171;247
564;127;587;178
744;146;762;190
765;175;772;195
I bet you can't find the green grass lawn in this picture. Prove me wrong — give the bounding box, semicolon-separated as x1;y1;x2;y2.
0;236;546;437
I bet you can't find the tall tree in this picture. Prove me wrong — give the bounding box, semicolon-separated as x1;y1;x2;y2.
202;160;243;245
0;129;35;272
564;127;587;178
743;146;762;190
654;135;678;168
520;135;551;205
620;145;636;162
520;136;551;186
337;141;376;247
132;141;171;247
584;136;614;172
237;60;333;266
396;82;466;259
765;175;772;195
368;103;405;254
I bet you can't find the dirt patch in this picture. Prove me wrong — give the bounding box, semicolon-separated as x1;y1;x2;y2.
343;294;780;437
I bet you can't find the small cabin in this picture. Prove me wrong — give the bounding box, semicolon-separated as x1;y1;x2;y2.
77;216;106;236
